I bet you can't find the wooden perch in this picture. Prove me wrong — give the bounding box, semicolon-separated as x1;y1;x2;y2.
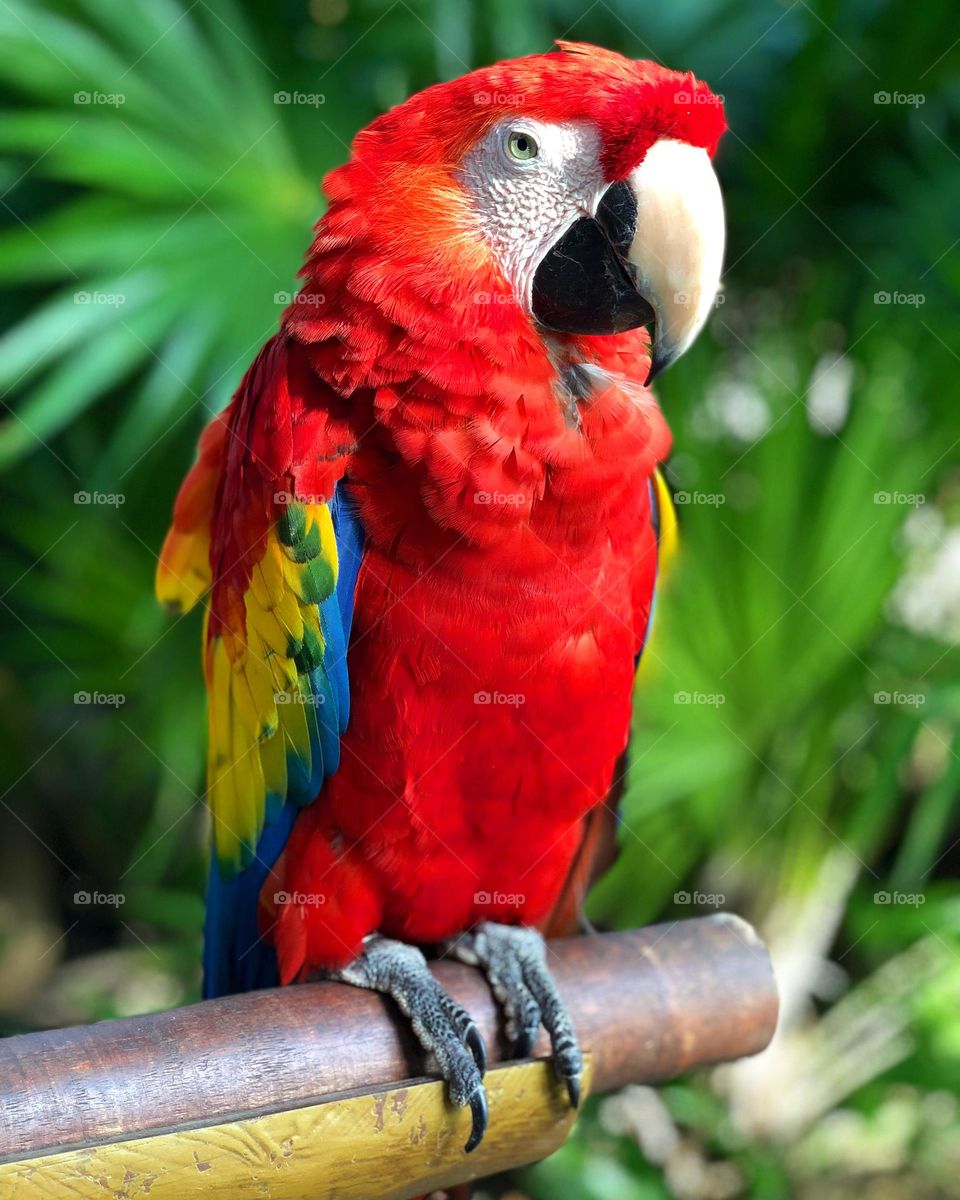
0;916;777;1198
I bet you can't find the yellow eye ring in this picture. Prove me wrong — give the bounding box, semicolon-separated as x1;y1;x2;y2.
507;130;539;161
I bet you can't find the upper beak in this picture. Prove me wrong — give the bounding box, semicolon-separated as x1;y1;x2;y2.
530;136;725;386
623;139;725;384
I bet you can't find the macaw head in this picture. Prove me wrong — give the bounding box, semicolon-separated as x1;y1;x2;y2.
310;42;726;383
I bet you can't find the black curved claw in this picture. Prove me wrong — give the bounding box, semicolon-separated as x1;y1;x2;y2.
514;1025;537;1059
464;1086;489;1153
446;923;583;1121
333;938;489;1154
465;1022;488;1075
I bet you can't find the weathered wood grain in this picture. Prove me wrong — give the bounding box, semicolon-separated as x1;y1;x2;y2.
0;1060;591;1199
0;915;778;1197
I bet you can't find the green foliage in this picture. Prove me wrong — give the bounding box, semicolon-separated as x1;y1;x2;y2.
0;0;957;1195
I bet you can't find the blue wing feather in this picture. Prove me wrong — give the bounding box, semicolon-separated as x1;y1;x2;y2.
202;481;364;997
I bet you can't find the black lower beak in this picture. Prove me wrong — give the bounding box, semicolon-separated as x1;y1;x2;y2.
531;180;654;338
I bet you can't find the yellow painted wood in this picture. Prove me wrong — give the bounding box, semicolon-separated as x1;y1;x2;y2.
1;1057;592;1199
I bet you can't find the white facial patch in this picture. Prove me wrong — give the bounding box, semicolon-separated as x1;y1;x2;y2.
459;119;608;311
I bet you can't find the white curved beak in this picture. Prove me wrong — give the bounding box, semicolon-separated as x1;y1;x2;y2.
626;138;725;383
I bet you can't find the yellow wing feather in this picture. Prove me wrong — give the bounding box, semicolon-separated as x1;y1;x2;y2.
202;501;340;872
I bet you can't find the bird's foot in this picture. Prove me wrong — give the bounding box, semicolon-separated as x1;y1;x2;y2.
333;935;489;1152
446;922;582;1109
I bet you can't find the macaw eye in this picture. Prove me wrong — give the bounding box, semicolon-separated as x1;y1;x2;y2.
507;130;539;161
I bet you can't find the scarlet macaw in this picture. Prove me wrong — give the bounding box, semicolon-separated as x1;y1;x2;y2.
157;41;725;1151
